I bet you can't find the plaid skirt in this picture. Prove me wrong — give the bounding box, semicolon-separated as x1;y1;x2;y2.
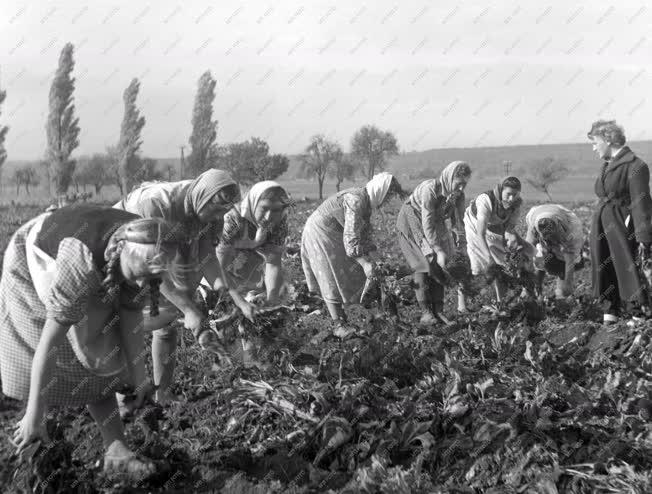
0;220;130;407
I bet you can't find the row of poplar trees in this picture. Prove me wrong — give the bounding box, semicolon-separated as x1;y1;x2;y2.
0;42;401;202
7;42;290;201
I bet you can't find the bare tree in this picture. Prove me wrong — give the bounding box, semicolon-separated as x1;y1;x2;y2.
351;125;399;180
13;166;40;195
300;135;341;200
524;157;569;201
77;153;113;194
329;149;356;192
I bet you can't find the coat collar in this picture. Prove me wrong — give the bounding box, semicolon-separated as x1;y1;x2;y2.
605;146;635;172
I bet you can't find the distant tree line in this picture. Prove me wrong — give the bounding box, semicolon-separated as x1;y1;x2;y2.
0;42;573;203
1;43;291;201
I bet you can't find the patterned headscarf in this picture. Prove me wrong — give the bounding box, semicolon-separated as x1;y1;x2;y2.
365;172;394;208
527;205;571;246
184;169;238;216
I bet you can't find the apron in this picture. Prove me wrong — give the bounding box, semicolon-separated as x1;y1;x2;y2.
25;214;125;377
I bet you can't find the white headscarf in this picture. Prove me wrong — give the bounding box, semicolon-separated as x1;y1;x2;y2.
438;161;468;197
365;172;394;208
239;180;282;228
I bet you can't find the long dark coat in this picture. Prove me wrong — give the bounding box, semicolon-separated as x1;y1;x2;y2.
590;146;652;310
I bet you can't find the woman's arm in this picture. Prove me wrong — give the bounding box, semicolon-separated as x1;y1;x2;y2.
419;186;443;258
158;276;205;339
118;307;147;389
628;161;652;244
26;319;70;423
263;249;284;304
199;235;255;320
560;253;576;296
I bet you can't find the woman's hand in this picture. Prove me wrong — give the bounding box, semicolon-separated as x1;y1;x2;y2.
183;310;205;339
236;299;257;322
12;412;49;456
133;380;156;409
434;249;447;271
361;259;377;279
122;379;156;415
505;232;519;251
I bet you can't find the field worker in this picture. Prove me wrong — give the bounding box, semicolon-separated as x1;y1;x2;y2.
301;172;407;337
114;169;254;404
524;204;585;299
216;181;292;306
587;120;652;325
0;204;188;477
397;161;471;325
462;176;534;306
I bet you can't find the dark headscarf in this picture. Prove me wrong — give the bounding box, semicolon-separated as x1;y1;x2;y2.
492;176;522;218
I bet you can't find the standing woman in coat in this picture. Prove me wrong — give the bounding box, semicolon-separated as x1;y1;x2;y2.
115;169;254;404
524;204;585;299
301;172;407;335
587;120;652;324
1;204;187;475
216;181;292;305
396;161;471;324
462;176;534;306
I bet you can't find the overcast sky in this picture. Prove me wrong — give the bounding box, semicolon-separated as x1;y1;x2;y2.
1;0;650;160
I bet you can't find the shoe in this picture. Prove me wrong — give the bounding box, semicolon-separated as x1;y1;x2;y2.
419;311;438;325
603;313;618;325
104;453;156;478
103;441;156;479
333;323;357;339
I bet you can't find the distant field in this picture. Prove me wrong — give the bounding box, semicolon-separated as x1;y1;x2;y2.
0;173;604;208
283;175;600;205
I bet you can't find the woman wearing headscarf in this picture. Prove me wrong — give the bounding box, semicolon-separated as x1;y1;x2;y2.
301;172;406;335
1;204;187;476
114;169;253;404
587;120;652;324
525;204;585;299
397;161;471;325
216;180;292;305
463;176;533;304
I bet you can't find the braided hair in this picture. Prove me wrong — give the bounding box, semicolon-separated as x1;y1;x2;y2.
149;277;161;317
100;240;124;305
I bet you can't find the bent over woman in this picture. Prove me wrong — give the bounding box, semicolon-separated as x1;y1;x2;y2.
525;204;585;299
301;172;406;335
217;181;292;306
1;204;187;476
396;161;471;324
463;176;533;305
115;169;252;403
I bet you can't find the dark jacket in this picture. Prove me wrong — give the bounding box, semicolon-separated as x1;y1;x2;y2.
590;146;652;307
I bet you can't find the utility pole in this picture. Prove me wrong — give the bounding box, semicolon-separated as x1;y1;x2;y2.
179;145;185;179
503;160;512;176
